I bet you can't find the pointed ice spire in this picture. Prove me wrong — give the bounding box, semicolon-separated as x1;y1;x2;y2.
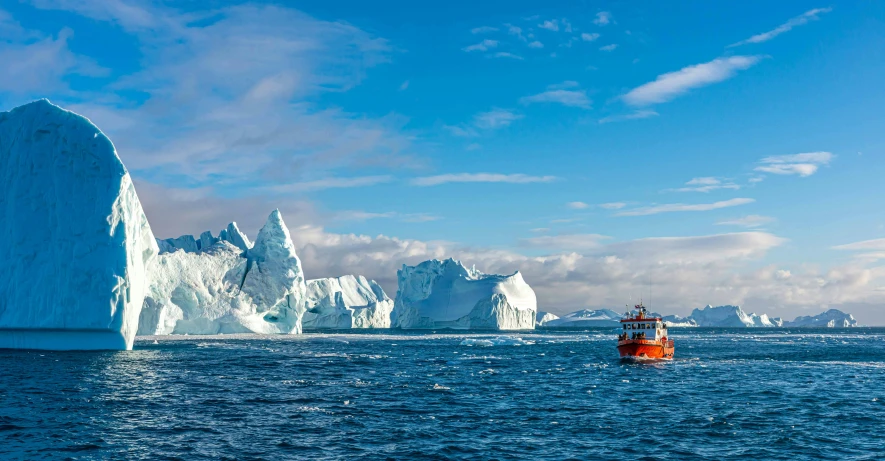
221;221;252;252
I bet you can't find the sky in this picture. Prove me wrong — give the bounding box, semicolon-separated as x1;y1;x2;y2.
2;0;885;323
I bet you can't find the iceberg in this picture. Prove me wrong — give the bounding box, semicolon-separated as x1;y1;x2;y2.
544;309;623;327
0;100;157;350
158;221;252;254
535;311;560;327
138;210;306;335
302;275;393;329
660;314;698;327
392;258;536;330
688;305;779;327
786;309;857;328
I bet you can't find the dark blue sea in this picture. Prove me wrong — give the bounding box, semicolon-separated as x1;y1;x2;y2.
2;328;885;460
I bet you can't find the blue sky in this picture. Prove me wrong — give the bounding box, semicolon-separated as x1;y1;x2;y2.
2;0;884;322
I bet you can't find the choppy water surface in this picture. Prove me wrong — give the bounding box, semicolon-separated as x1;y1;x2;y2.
2;328;885;460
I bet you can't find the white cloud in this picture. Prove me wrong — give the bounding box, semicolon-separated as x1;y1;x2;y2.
473;108;523;129
334;210;441;223
464;39;498;52
411;173;558;187
833;238;885;251
539;20;559;31
599;44;618;51
623;56;762;106
567;201;590;209
669;177;741;192
598;110;658;124
593;12;612;26
599;202;626;209
520;83;591;108
755;151;833;177
730;8;832;47
520;233;610;251
581;33;600;42
268;175;394;193
528;40;544;48
492;52;523;60
471;26;498;34
716;215;776;228
505;23;526;42
617;198;755;216
398;80;409;91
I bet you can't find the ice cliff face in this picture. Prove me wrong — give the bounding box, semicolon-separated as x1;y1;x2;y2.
786;309;857;328
138;210;306;335
392;258;536;330
544;309;623;327
302;275;393;329
0;100;157;350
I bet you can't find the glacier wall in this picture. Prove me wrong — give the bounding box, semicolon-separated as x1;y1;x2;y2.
0;100;158;350
303;275;394;329
392;258;536;330
138;210;306;335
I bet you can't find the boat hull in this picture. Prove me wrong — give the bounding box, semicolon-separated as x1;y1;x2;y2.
617;339;674;360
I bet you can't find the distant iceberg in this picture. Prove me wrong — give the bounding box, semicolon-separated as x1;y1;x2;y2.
302;275;393;329
688;305;781;327
0;100;157;350
535;311;560;327
138;210;306;335
544;309;623;327
392;258;536;330
786;309;857;328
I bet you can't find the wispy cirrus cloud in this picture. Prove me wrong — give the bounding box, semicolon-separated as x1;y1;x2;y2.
463;39;498;52
411;173;558;187
520;82;591;108
730;8;832;47
623;56;763;106
599;44;617;52
538;19;559;31
598;110;658;124
567;201;590;209
473;108;523;129
520;233;611;250
599;202;626;210
471;26;498;34
334;210;441;223
668;177;741;193
617;198;755;216
492;52;523;60
581;33;600;42
755;151;833;176
268;175;394;193
716;215;775;228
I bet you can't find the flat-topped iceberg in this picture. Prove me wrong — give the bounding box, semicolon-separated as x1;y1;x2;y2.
786;309;857;328
138;210;306;335
544;309;623;327
302;275;393;329
0;100;157;350
392;258;536;330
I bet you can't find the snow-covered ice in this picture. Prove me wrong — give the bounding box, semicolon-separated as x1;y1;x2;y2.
392;258;536;330
302;275;394;329
786;309;857;328
138;210;306;335
0;100;157;350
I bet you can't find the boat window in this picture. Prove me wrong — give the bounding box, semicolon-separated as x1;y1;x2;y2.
623;325;626;330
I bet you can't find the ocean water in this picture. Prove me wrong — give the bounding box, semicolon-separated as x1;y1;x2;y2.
2;328;884;460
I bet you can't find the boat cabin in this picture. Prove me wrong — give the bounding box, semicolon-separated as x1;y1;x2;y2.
618;304;668;341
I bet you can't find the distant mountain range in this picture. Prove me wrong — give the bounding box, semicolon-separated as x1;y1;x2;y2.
537;305;858;328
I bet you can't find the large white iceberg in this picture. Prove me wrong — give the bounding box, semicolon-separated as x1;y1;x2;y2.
544;309;623;327
786;309;857;328
0;100;157;350
688;305;782;327
302;275;393;329
392;258;536;330
137;210;306;335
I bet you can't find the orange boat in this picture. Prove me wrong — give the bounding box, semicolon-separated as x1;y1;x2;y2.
617;303;674;360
